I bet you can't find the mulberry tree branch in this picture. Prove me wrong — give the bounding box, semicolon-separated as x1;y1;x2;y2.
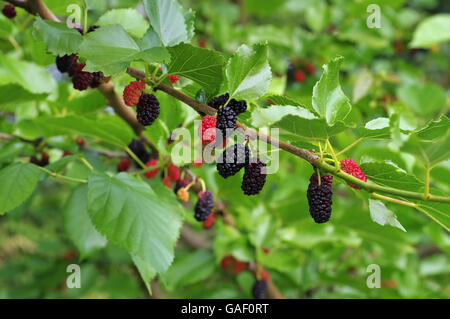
126;67;450;205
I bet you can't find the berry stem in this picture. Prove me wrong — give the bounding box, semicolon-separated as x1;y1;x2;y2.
198;178;206;192
371;193;417;208
326;139;340;171
336;137;364;157
78;156;94;171
82;3;87;35
423;166;430;200
38;166;88;184
124;146;147;169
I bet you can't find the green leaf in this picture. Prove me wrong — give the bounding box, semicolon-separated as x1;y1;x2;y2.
352;69;373;103
63;185;107;259
32;17;83;55
143;0;188;47
369;199;406;232
360;162;423;191
226;43;272;100
78;25;141;75
410;14;450;48
167;43;225;94
417;201;450;232
312;56;352;125
396;83;446;116
0;56;56;94
251;104;350;140
97;8;149;38
161;250;215;291
87;172;184;273
136;30;171;64
401;116;450;167
0;163;40;215
357;117;391;139
0;84;48;107
16;114;134;147
131;254;157;295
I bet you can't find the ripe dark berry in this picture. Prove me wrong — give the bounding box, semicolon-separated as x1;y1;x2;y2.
340;158;367;189
203;212;216;229
174;179;189;194
229;99;247;115
168;163;180;182
90;72;106;88
241;158;267;195
117;158;131;172
216;105;237;139
56;54;77;73
307;173;333;223
252;280;268;299
128;139;150;164
287;63;295;82
2;4;16;19
217;144;250;178
68;59;84;77
30;152;49;167
168;75;180;84
136;93;160;126
194;190;214;221
72;70;94;90
208;93;229;110
123;79;145;106
198;115;216;145
87;25;100;33
294;70;306;83
144;159;159;179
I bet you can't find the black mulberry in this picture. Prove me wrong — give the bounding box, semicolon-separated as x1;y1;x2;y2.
87;25;100;33
229;99;247;115
252;280;267;299
56;54;77;73
216;105;237;140
128;139;150;164
90;72;105;88
241;158;266;195
72;71;94;91
136;93;160;126
217;144;250;178
306;173;333;223
208;93;229;110
194;190;214;221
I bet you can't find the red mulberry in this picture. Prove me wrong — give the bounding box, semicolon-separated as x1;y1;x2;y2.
340;158;367;189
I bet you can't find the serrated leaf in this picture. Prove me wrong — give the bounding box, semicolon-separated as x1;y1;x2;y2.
251;104;350;140
312;56;352;125
410;14;450;48
97;8;149;38
160;250;215;291
143;0;188;47
226;43;271;100
417;201;450;232
32;17;83;55
0;56;56;94
357;117;390;139
15;114;134;147
396;83;445;116
87;172;184;273
132;254;157;295
63;185;107;259
369;199;406;232
360;162;423;191
0;162;40;215
135;29;171;64
401;116;450;167
78;25;141;75
167;43;224;94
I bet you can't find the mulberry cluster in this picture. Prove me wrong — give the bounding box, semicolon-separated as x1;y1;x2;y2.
2;4;16;19
252;280;268;299
228;99;247;115
306;173;333;223
72;70;94;91
30;152;49;167
208;93;229;110
136;93;160;126
217;144;250;178
340;158;367;189
194;190;214;221
287;59;316;84
241;158;267;196
56;54;77;73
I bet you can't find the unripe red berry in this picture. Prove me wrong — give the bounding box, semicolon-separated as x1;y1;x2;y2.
168;163;180;182
117;158;131;172
123;79;145;106
2;4;16;19
232;260;247;274
220;255;236;270
202;212;216;229
294;70;306;83
305;62;316;74
144;159;159;178
198;115;217;145
76;137;85;147
340;158;367;189
162;176;172;189
168;75;180;84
